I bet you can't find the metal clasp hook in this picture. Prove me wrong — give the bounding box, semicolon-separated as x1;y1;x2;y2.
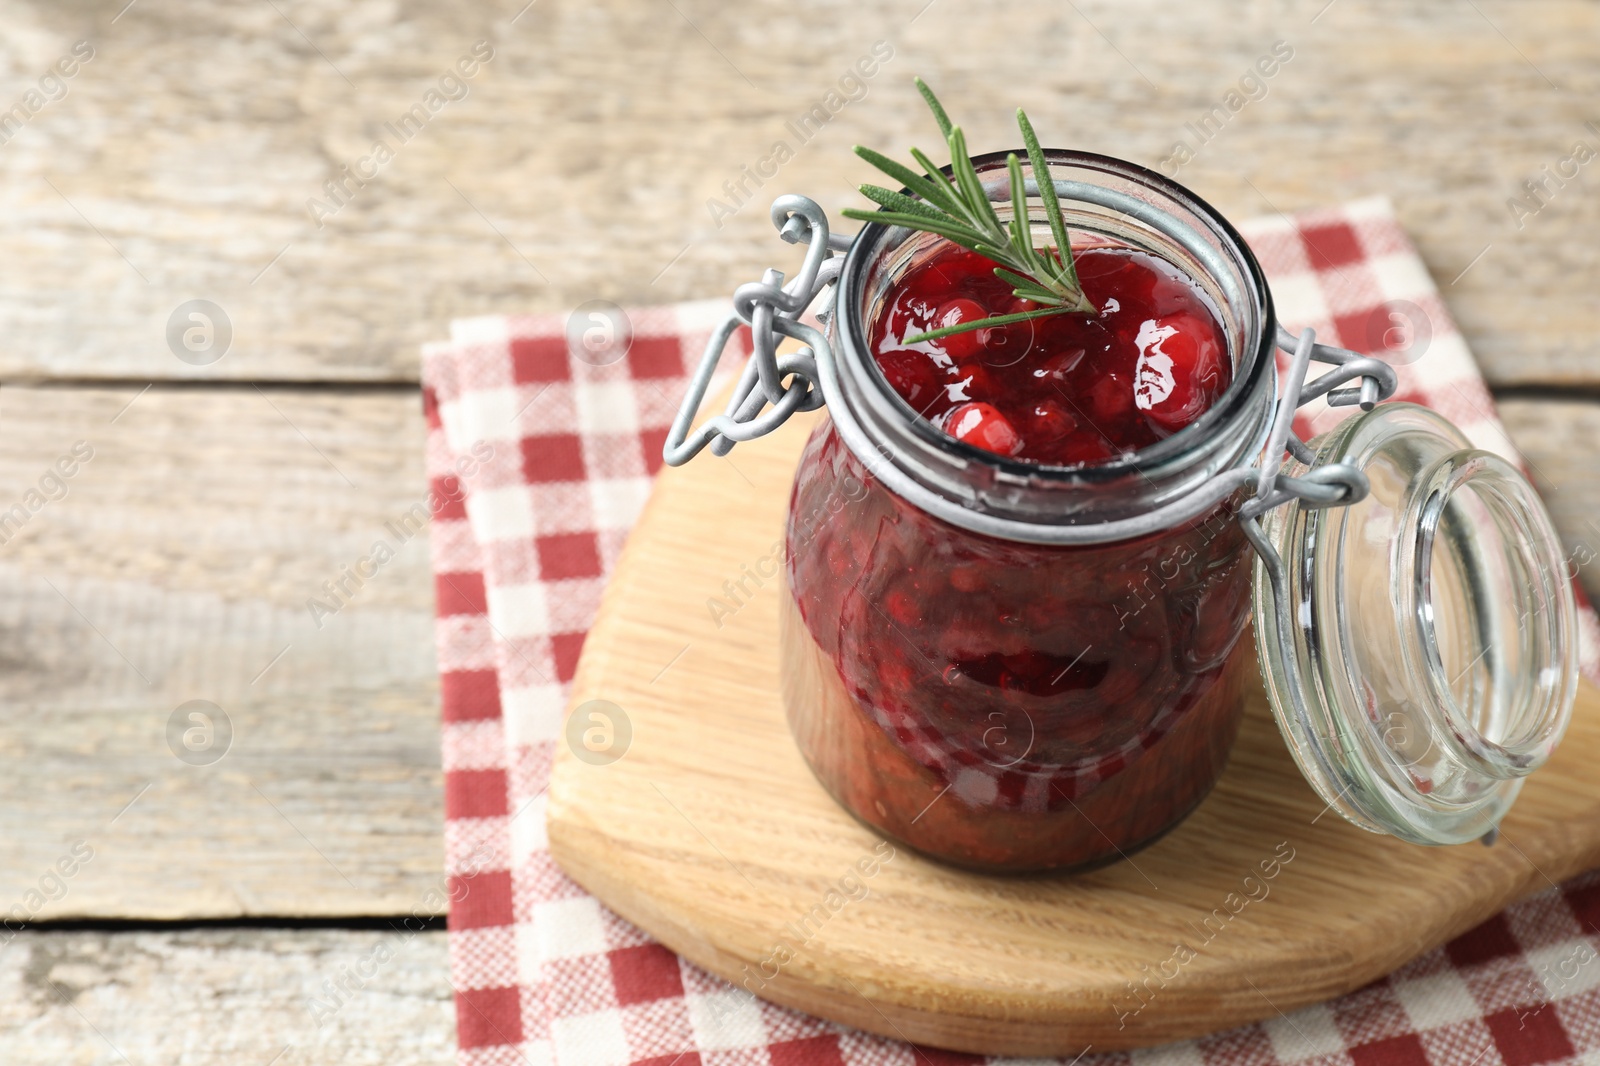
662;197;844;467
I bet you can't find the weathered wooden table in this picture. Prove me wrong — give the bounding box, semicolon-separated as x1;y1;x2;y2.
1;0;1597;1060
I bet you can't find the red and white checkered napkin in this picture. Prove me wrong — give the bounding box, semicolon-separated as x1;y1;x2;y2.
423;197;1600;1066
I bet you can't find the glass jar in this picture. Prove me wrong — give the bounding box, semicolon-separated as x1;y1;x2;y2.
780;152;1277;872
668;151;1578;877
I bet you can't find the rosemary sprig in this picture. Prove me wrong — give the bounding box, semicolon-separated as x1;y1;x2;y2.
842;78;1094;345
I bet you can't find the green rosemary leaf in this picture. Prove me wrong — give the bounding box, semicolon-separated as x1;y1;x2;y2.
853;146;961;212
968;239;1019;266
905;305;1075;345
992;266;1056;298
1008;288;1067;308
1017;108;1089;308
858;184;957;223
948;127;1005;239
908;147;966;214
915;76;953;140
1004;152;1038;272
909;146;949;183
843;209;990;249
1016;110;1069;265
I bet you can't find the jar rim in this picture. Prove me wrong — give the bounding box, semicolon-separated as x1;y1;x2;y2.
836;148;1278;486
1401;441;1575;774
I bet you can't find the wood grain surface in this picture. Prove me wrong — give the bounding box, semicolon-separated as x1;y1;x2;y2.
0;0;1596;384
3;0;1600;1060
0;929;452;1065
547;404;1600;1055
0;385;444;920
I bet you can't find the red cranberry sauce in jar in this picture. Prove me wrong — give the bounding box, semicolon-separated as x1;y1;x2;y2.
779;240;1253;873
871;245;1231;463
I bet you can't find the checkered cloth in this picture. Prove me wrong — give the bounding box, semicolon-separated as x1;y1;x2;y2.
423;196;1600;1066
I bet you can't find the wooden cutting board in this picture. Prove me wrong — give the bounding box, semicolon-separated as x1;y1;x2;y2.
546;405;1600;1056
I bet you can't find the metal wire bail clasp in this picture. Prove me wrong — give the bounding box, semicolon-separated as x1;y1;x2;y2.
662;196;848;468
1243;323;1401;526
1237;322;1399;647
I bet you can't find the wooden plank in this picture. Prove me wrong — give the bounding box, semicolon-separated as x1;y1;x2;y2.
1502;399;1600;607
548;399;1600;1055
0;385;445;919
0;0;1595;385
0;929;452;1064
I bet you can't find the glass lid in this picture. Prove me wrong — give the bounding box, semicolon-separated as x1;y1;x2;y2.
1251;402;1578;845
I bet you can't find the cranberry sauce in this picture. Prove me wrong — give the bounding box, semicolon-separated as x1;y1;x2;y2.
779;239;1253;873
782;427;1252;872
869;244;1231;465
